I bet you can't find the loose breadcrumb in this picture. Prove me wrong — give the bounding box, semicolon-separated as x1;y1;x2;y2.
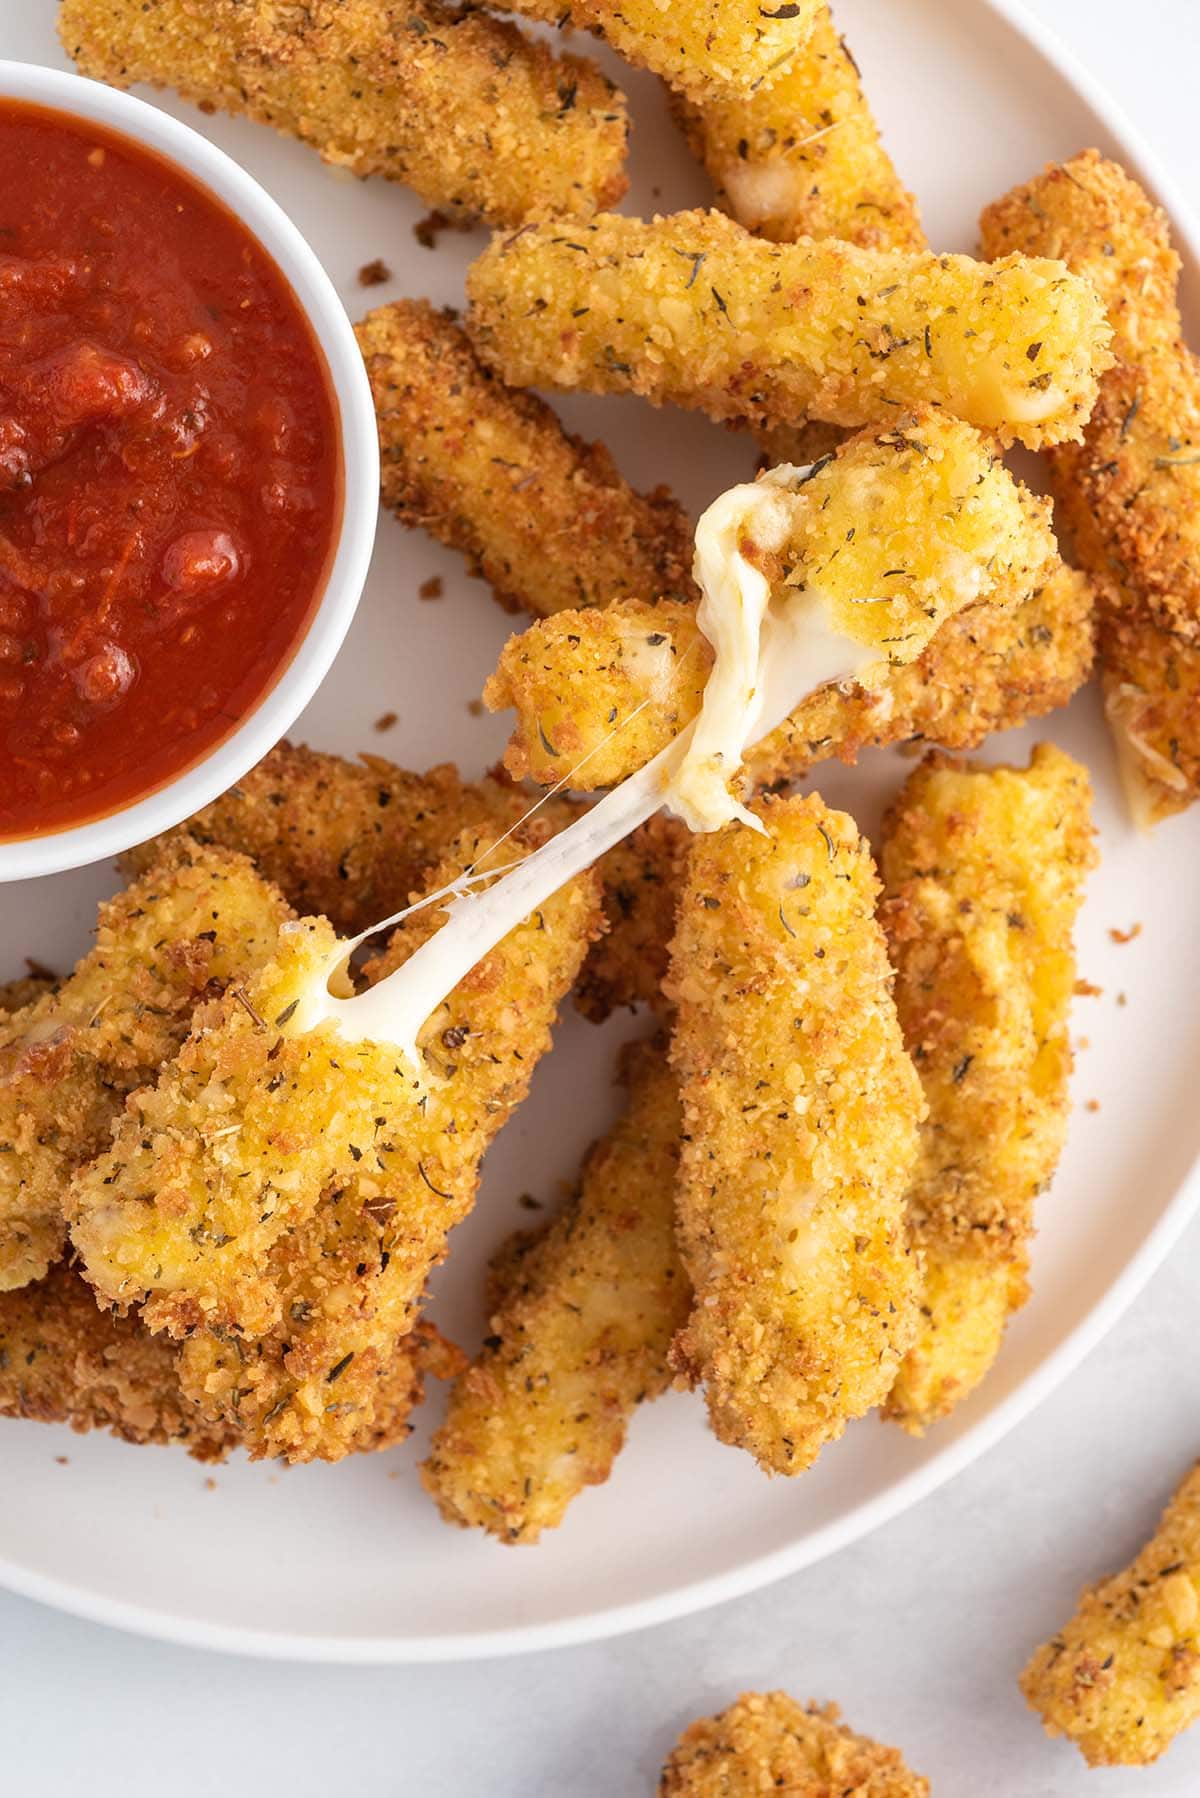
59;0;629;229
659;1692;929;1796
486;412;1061;789
500;0;817;103
674;2;923;251
356;299;695;617
879;745;1096;1434
422;1035;688;1541
467;209;1111;444
0;1262;235;1461
1022;1460;1200;1766
981;150;1200;821
0;841;290;1292
667;795;922;1474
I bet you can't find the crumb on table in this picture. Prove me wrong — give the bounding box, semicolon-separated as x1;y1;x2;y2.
357;258;392;287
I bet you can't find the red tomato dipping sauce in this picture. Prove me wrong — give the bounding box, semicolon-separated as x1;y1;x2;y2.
0;101;342;840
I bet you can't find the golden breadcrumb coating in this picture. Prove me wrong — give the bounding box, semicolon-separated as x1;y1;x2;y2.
674;2;923;251
666;795;922;1474
660;1692;929;1796
0;976;56;1016
0;841;291;1292
582;816;690;1018
501;0;816;103
70;822;602;1352
422;1035;688;1540
124;743;524;937
59;0;629;229
493;554;1091;795
487;412;1059;789
879;745;1096;1434
467;209;1110;445
0;1261;235;1461
356;300;695;618
981;150;1200;821
178;1185;465;1462
1022;1460;1200;1767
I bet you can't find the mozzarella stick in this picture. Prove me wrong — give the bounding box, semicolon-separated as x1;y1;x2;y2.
879;746;1095;1435
1022;1461;1200;1767
422;1035;688;1541
467;209;1110;444
357;300;695;618
0;1262;236;1461
667;795;922;1474
59;0;629;229
486;411;1060;788
660;1692;930;1797
673;2;923;251
0;841;290;1292
492;560;1088;793
499;0;817;104
981;150;1200;821
69;823;601;1343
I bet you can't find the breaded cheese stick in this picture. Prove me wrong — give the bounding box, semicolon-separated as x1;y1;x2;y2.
0;1262;237;1461
124;744;527;937
422;1035;689;1541
356;300;696;617
981;150;1200;822
0;841;291;1292
69;824;601;1344
59;0;628;229
500;0;816;104
1022;1460;1200;1767
492;562;1089;792
172;797;576;1465
467;209;1110;444
660;1692;930;1797
486;412;1060;788
879;746;1095;1435
667;795;922;1474
674;2;923;250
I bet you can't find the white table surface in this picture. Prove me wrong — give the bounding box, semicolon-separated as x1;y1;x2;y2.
4;2;1200;1792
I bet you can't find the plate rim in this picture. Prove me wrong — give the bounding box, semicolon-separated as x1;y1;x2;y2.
3;0;1199;1663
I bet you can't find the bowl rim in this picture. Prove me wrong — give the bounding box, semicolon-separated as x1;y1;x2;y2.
0;59;378;881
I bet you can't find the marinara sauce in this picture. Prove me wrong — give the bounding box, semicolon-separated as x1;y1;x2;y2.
0;101;341;840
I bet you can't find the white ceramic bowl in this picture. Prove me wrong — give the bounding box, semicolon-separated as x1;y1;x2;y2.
0;60;378;882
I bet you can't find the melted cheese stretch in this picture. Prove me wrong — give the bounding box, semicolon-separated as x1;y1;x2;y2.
669;465;872;832
297;414;1052;1058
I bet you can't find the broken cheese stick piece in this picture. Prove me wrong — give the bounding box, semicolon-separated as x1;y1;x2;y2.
1022;1460;1200;1767
467;209;1111;445
68;824;601;1341
660;1691;930;1797
486;413;1058;789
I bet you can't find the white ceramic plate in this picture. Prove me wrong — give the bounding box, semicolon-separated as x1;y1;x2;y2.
2;0;1198;1664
